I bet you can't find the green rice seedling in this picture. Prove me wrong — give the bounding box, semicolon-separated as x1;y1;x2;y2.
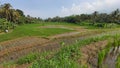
98;47;110;68
98;35;120;68
116;55;120;68
60;41;65;47
30;33;120;68
97;39;114;67
2;61;16;68
0;23;73;42
112;34;120;47
16;53;39;64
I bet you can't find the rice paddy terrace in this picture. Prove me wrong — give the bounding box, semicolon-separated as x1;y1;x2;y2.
0;23;120;68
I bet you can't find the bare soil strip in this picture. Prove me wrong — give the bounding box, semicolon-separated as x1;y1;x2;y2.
0;37;50;62
0;25;90;64
0;29;111;64
40;25;74;30
0;37;48;51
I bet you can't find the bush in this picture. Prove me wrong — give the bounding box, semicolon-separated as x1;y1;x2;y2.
0;18;15;32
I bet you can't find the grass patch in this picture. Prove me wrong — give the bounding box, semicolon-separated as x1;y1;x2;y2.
0;23;73;42
16;53;39;64
16;52;55;65
2;61;16;68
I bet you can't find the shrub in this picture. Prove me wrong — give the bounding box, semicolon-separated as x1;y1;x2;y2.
0;18;15;32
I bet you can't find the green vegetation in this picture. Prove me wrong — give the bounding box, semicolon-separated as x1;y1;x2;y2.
116;55;120;68
0;23;120;68
98;35;120;67
0;23;73;42
30;33;120;68
0;3;120;33
45;9;120;25
0;2;120;68
2;61;15;68
16;53;38;64
0;3;43;33
79;22;120;29
0;18;16;32
98;45;111;67
0;3;42;25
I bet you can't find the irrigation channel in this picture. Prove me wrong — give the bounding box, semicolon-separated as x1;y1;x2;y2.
102;46;120;68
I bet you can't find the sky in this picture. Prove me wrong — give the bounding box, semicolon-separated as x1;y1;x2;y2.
0;0;120;19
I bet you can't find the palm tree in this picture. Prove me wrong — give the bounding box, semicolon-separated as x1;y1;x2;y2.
0;3;12;21
11;9;20;23
0;3;20;23
111;9;120;23
92;11;98;24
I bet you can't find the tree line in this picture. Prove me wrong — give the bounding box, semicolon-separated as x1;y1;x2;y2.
0;3;42;24
45;9;120;25
0;3;120;32
1;3;119;25
0;3;42;32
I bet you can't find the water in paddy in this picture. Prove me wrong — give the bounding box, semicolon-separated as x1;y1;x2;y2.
103;46;120;68
88;46;120;68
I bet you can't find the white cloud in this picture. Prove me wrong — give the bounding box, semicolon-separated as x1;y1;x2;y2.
60;0;120;17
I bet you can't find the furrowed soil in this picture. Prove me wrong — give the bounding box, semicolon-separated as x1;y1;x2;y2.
0;25;120;68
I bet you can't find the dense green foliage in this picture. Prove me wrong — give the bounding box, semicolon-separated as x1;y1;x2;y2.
0;18;16;32
0;3;43;32
0;3;42;24
45;9;120;25
0;3;42;30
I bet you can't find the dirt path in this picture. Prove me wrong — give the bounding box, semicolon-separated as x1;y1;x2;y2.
0;37;49;51
41;25;89;39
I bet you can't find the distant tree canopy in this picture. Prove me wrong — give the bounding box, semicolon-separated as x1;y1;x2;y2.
0;3;42;24
0;3;43;32
0;3;120;25
0;3;20;22
45;9;120;24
